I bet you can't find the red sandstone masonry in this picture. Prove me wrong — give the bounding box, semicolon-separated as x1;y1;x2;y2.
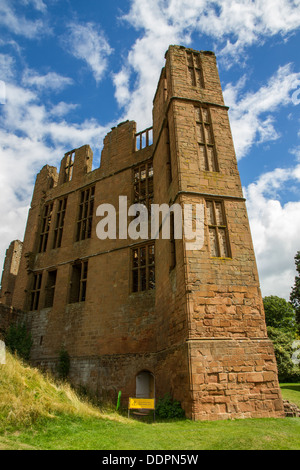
0;45;284;421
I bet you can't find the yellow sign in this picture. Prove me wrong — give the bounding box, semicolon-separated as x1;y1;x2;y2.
128;398;155;410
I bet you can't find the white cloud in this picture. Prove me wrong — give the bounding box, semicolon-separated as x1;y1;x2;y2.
194;0;300;62
114;0;300;130
21;0;47;12
22;70;74;92
223;64;300;159
50;102;79;117
244;164;300;299
0;0;48;38
0;54;15;81
0;69;110;273
63;22;113;83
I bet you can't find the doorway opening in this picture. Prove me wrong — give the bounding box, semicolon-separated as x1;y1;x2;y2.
136;370;155;398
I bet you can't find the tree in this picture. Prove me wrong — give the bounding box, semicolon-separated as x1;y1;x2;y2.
290;251;300;332
267;327;300;382
263;296;296;332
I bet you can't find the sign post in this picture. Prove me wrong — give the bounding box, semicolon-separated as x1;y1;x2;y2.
128;397;155;421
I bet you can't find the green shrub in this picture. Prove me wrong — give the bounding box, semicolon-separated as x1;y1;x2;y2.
4;323;32;361
156;394;185;419
57;348;70;380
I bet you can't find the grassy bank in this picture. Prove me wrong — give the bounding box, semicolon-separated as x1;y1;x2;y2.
0;352;299;450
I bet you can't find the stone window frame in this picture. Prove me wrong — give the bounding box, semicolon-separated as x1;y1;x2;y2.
30;272;43;311
166;122;173;185
69;260;89;304
131;242;155;293
53;197;67;249
170;212;176;271
205;199;231;259
44;269;57;309
38;202;53;253
76;186;95;242
195;106;219;173
133;160;154;213
186;51;205;89
64;151;75;183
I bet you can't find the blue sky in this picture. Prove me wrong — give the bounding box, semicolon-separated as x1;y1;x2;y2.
0;0;300;299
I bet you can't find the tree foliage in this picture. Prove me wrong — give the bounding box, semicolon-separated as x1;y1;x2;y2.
263;295;296;332
263;290;300;382
290;251;300;332
267;327;300;382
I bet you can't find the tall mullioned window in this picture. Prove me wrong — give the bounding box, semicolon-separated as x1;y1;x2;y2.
76;186;95;242
195;106;218;172
30;273;42;311
53;197;67;249
186;51;204;88
206;200;230;258
132;243;155;293
133;161;154;211
38;203;53;253
69;260;88;303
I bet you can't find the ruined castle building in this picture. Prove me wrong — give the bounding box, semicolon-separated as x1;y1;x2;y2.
0;240;23;307
2;45;284;420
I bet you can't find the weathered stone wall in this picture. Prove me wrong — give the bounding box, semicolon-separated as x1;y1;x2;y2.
189;339;283;420
0;303;26;338
0;45;284;421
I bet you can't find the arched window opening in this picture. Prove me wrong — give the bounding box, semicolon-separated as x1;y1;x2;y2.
136;370;155;398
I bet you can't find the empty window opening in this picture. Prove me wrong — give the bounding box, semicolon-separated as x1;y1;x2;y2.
64;151;75;183
136;371;155;398
76;186;95;242
206;200;230;258
44;270;57;308
30;273;42;311
69;260;88;303
53;197;67;249
133;161;154;212
164;76;168;102
186;51;204;88
38;203;53;253
195;106;218;172
135;127;153;151
132;243;155;293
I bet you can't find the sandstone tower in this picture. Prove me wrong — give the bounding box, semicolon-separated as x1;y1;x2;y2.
0;45;284;420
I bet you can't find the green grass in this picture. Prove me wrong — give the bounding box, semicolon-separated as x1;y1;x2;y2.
1;413;300;450
0;353;300;450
